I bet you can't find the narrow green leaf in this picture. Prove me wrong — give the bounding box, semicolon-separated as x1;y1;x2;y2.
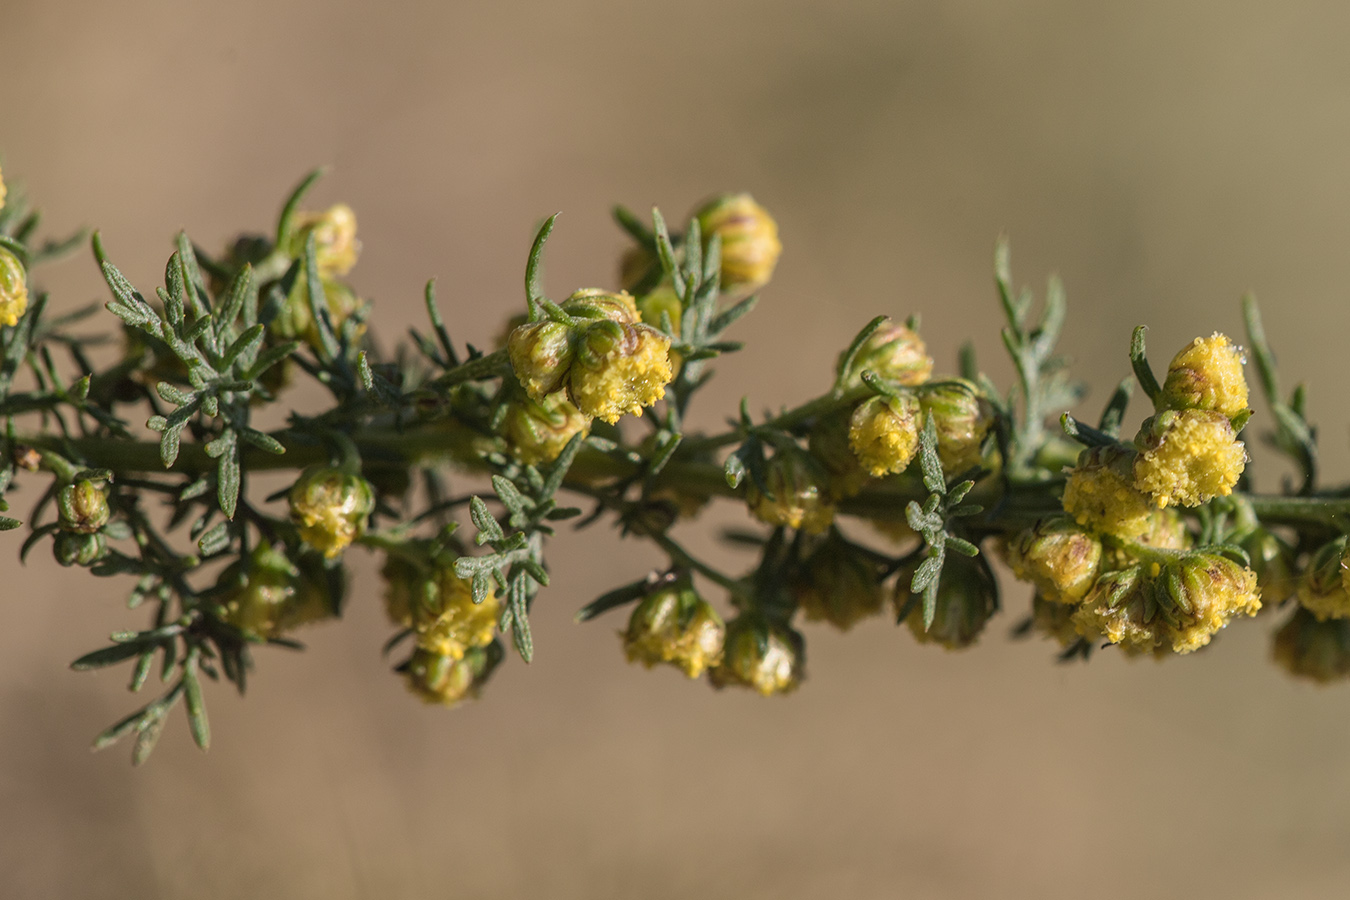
275;167;326;245
197;521;231;555
218;446;241;519
220;323;266;372
1129;326;1162;405
835;315;889;390
469;496;505;543
524;214;559;319
183;661;210;751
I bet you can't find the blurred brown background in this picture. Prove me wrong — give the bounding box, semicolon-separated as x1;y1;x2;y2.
5;1;1350;897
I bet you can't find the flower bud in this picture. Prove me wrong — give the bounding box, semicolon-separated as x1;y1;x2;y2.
561;288;642;324
899;553;998;650
1132;409;1246;508
53;531;106;568
568;316;673;424
806;410;869;498
1061;444;1154;540
385;554;501;660
793;531;884;630
693;193;782;292
848;394;921;478
1070;567;1164;653
709;615;804;695
1160;333;1249;417
403;642;504;706
1165;553;1261;653
1273;607;1350;684
218;545;336;640
919;379;990;474
636;285;682;333
623;584;726;677
500;393;592;466
836;319;933;390
272;276;366;352
285;203;360;277
0;245;28;328
288;466;375;558
746;446;835;534
1005;517;1102;605
507;319;576;398
58;479;110;534
1296;538;1350;621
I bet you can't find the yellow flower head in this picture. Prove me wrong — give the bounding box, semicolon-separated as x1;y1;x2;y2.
1132;409;1247;508
899;553;998;650
848;394;921;478
1296;538;1350;621
1061;445;1154;540
709;616;803;695
693;193;782;292
836;318;933;390
745;446;835;534
1273;607;1350;684
623;584;726;678
396;561;501;660
288;466;375;558
1161;332;1249;417
287;203;361;277
1166;554;1261;654
402;643;503;707
1005;517;1103;605
568;319;673;424
500;393;592;466
0;246;28;328
219;545;335;640
793;530;885;630
919;379;990;474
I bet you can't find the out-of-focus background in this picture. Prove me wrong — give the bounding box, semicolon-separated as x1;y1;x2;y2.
5;1;1350;897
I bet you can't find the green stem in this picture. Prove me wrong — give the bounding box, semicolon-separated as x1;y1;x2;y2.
682;383;872;454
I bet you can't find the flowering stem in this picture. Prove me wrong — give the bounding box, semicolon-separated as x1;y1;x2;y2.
424;348;512;392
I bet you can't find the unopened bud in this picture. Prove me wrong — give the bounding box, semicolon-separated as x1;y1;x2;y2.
0;246;28;328
218;544;335;639
569;316;673;424
836;319;933;390
1296;538;1350;621
793;531;884;630
508;319;575;398
746;446;835;534
919;379;990;474
58;480;109;534
693;193;782;292
285;203;360;277
623;584;726;677
500;393;592;466
398;559;501;660
900;553;998;650
1166;553;1261;653
288;466;374;558
1132;408;1246;508
402;642;504;706
1005;517;1102;605
1160;333;1249;418
272;277;366;352
709;615;804;695
1273;607;1350;684
53;531;106;568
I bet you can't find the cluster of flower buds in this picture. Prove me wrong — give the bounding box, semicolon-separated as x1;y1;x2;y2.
271;202;367;353
382;544;504;706
54;477;111;567
507;289;673;426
